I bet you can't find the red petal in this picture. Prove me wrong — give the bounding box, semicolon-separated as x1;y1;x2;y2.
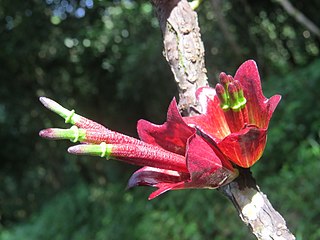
234;60;281;128
137;98;195;155
148;182;186;200
217;126;267;168
185;134;237;188
127;166;188;200
127;166;189;188
184;87;230;141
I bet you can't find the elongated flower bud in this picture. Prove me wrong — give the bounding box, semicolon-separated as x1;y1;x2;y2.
233;80;246;107
216;74;247;112
228;83;242;111
68;143;189;173
215;83;230;110
39;126;86;142
39;97;106;130
219;72;230;88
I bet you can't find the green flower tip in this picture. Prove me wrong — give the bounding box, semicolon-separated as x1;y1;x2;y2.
216;73;247;111
228;84;242;111
215;83;230;110
68;142;112;159
39;97;76;124
39;126;86;142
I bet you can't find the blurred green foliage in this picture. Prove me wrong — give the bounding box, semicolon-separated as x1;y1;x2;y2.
0;0;319;239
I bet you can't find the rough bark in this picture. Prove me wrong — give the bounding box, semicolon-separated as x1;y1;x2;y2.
151;0;208;116
219;169;295;240
151;1;296;239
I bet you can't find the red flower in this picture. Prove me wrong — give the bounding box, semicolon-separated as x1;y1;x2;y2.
39;97;237;200
39;60;280;199
131;99;237;199
184;60;281;167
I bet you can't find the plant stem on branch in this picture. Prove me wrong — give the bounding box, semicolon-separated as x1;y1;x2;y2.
150;1;296;239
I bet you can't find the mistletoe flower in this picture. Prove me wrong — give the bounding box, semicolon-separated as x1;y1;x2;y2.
184;60;281;167
39;97;237;200
39;60;280;199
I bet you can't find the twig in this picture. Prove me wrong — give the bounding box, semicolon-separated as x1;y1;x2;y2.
274;0;320;39
150;0;296;239
151;0;208;116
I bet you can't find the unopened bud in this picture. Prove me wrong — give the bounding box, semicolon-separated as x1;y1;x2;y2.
68;142;113;159
219;72;229;88
39;97;77;125
39;126;86;142
215;83;230;110
233;80;247;108
228;83;242;111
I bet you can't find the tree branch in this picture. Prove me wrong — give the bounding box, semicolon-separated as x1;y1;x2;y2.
274;0;320;39
151;0;208;116
151;0;296;239
219;169;295;240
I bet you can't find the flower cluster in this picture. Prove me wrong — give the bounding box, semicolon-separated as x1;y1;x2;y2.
39;60;280;199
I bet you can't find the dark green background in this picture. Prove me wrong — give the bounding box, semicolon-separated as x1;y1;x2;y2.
1;1;319;239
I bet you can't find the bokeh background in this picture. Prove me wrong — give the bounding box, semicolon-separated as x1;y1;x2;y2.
1;0;320;239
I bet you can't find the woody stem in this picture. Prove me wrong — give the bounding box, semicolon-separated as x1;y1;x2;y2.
151;1;296;239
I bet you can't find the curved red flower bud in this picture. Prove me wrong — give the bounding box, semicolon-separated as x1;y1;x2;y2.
68;142;189;173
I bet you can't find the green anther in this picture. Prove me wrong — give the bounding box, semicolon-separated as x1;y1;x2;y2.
238;90;247;108
220;92;230;110
231;101;242;111
99;142;113;159
230;94;242;111
228;84;243;111
65;109;75;124
215;83;230;111
230;90;247;111
220;102;230;111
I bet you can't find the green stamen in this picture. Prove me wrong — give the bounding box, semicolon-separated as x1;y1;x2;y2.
233;80;247;109
215;83;230;110
228;84;243;111
237;89;247;107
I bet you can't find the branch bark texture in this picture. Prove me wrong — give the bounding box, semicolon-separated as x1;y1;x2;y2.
151;0;296;239
151;0;208;116
220;169;295;240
